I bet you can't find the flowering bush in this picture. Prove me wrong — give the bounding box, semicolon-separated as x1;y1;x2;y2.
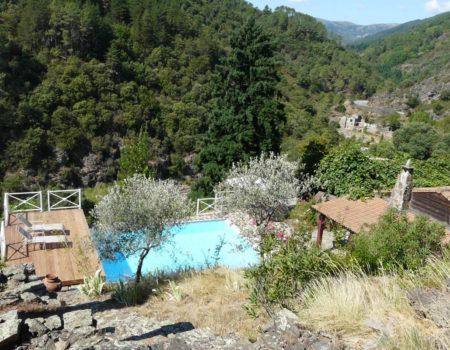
217;153;299;244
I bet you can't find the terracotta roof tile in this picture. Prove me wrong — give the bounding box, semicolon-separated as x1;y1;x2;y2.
312;197;389;233
313;196;450;244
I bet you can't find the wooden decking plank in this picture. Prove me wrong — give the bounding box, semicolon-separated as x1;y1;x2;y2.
4;209;103;285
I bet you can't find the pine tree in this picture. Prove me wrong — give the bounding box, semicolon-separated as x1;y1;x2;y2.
194;16;285;196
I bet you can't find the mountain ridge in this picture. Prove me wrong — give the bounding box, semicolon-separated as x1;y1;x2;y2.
317;18;398;44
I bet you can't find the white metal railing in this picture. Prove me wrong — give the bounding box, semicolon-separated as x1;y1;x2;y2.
4;192;43;225
0;220;5;261
196;198;218;216
48;189;82;211
2;189;82;225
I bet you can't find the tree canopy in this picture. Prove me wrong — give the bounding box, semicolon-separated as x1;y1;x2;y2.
0;0;378;192
92;174;191;283
194;17;285;195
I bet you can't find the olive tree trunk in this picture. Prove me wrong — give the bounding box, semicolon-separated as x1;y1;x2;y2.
135;247;150;283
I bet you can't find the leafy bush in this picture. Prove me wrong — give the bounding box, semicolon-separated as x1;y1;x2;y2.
288;200;317;232
440;89;450;101
350;210;445;272
409;111;431;123
393;122;437;160
78;270;104;298
382;114;401;131
317;142;394;198
406;95;420;109
245;229;355;314
318;142;450;198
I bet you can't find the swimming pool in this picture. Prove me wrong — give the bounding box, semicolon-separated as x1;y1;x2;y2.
100;220;259;282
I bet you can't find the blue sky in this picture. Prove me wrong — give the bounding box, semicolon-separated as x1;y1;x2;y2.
248;0;450;25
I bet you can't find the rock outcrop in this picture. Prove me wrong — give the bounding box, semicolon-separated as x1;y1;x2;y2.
0;310;21;348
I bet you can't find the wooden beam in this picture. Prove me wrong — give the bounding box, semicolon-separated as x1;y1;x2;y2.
316;213;326;248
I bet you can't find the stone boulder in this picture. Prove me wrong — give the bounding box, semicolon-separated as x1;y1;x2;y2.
408;288;450;328
44;315;62;331
25;318;47;337
1;264;26;278
20;292;40;303
0;310;21;348
63;309;93;330
257;309;344;350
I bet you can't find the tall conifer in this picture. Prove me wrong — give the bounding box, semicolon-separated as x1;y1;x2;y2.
195;16;285;195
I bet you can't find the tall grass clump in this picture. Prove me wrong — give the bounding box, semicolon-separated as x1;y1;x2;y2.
299;271;415;336
399;249;450;290
298;269;450;347
379;325;449;350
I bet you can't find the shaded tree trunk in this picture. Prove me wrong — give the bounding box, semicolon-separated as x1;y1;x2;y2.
135;247;150;283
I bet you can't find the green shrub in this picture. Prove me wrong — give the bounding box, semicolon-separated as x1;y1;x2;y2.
350;210;445;272
393;122;437;160
409;111;431;123
288;200;317;231
113;280;152;306
245;229;355;314
440;89;450;101
317;142;395;198
406;95;420;109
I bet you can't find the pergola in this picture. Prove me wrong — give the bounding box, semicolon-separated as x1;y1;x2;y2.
312;196;450;247
313;197;394;247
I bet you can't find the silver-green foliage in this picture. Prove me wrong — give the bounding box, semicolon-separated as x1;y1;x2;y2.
78;269;104;298
92;174;192;282
216;153;299;236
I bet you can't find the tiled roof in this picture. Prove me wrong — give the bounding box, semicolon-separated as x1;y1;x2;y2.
312;196;450;243
312;197;390;233
413;187;450;201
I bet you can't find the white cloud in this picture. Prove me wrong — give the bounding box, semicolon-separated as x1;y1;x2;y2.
425;0;450;13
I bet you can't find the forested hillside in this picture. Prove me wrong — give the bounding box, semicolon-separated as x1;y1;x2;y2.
352;12;450;88
319;19;398;44
0;0;377;193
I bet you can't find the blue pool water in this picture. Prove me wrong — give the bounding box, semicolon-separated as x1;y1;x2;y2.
100;220;259;282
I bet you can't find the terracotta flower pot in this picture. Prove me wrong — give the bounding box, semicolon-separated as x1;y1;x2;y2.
44;273;62;293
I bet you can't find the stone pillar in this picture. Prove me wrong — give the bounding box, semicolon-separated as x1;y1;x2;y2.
389;159;414;211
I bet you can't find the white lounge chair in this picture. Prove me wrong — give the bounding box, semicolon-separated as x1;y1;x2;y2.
17;214;65;234
17;226;69;255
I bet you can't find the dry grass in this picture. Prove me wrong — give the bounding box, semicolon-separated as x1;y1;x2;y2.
400;253;450;290
297;256;450;348
134;254;450;347
378;324;450;350
299;272;417;336
136;268;266;340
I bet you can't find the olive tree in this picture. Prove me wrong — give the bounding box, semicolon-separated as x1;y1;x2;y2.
216;153;300;242
92;174;191;283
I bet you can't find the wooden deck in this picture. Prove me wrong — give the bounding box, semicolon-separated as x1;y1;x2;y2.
4;209;103;285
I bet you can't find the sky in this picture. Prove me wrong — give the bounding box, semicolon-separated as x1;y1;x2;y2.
247;0;450;25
